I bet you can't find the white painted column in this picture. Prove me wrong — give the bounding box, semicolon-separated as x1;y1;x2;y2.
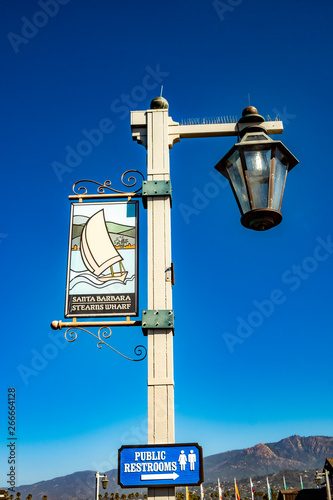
147;107;175;500
132;105;175;500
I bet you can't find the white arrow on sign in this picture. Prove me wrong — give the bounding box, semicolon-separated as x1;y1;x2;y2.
141;472;179;481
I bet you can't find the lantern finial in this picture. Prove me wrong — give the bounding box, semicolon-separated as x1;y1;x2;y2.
238;105;265;124
242;105;259;116
238;105;266;137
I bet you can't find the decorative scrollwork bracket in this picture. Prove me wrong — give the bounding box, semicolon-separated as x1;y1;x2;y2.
69;170;145;200
64;325;146;362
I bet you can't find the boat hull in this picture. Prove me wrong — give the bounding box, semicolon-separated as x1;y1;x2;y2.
96;271;128;283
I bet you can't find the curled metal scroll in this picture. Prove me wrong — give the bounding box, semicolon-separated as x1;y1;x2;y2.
72;170;144;196
64;326;146;362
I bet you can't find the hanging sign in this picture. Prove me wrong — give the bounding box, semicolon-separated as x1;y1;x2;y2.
118;443;204;488
65;201;138;318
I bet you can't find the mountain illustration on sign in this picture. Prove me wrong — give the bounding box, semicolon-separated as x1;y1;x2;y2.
80;209;128;283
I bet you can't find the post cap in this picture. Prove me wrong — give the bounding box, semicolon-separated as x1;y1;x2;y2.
150;96;169;109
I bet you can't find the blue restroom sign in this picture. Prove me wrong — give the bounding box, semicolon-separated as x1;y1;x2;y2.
118;443;204;487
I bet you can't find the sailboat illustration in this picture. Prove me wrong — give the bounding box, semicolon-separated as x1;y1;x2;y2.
80;209;128;283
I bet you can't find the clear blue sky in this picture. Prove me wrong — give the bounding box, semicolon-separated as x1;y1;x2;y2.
1;0;333;488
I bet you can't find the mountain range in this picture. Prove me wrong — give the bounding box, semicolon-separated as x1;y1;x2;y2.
8;435;333;500
204;435;333;481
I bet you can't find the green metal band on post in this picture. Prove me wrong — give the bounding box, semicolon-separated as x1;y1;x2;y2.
141;309;175;335
142;180;172;208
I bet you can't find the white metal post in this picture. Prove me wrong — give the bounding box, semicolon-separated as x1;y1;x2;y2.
132;105;175;500
95;472;100;500
326;470;332;500
146;107;175;500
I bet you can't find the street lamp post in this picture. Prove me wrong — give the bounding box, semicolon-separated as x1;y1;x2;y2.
315;470;332;500
133;97;175;500
95;472;108;500
131;97;298;500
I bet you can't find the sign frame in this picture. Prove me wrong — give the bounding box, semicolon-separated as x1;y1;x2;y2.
118;443;204;488
65;200;139;318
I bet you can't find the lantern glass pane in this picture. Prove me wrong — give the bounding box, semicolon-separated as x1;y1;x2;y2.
272;149;288;210
226;150;250;213
244;149;271;208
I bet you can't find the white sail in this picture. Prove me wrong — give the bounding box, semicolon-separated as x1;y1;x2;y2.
80;210;123;276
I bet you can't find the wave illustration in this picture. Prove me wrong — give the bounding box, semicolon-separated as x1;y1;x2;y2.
69;271;135;291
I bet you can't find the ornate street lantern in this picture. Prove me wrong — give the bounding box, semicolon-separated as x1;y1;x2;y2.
214;106;299;231
101;474;108;489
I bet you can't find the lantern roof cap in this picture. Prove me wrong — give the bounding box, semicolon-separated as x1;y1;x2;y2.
241;131;272;143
